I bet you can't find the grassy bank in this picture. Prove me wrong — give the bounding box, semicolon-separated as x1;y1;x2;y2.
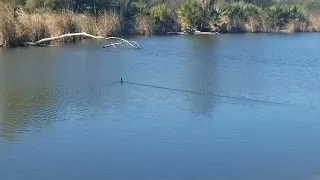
0;4;120;47
0;0;319;47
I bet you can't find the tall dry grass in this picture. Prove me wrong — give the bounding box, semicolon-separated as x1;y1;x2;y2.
285;19;309;33
134;14;153;35
0;3;24;47
0;3;120;47
96;11;120;37
309;13;320;31
215;16;269;33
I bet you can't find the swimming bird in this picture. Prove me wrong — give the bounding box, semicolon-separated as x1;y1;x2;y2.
121;78;123;84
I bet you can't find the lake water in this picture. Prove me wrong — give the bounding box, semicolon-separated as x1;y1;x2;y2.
1;34;320;180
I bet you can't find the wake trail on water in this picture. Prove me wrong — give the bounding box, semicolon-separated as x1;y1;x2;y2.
122;81;297;107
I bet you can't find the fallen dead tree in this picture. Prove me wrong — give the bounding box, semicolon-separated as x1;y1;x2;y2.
26;32;141;49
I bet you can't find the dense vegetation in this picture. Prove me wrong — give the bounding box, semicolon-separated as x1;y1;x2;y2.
0;0;319;47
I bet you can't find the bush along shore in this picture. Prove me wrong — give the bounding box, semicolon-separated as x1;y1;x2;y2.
0;0;320;47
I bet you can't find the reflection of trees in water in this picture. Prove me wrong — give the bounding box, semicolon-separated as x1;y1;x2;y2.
0;85;113;141
0;47;117;142
0;49;59;141
0;88;55;141
185;36;219;116
0;47;118;142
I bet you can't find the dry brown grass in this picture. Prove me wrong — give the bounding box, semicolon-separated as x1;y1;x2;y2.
0;3;120;47
214;15;270;33
244;17;270;33
134;14;152;35
19;12;50;42
308;13;320;32
76;13;97;35
45;11;80;37
214;15;316;34
285;19;309;33
0;3;23;47
214;16;245;33
96;11;120;37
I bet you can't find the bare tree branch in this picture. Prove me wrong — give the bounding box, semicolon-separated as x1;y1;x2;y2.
26;32;141;49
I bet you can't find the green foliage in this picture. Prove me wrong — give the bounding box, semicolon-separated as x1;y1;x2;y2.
0;0;26;6
126;1;150;19
178;0;217;31
51;0;73;10
267;4;305;27
219;1;264;21
132;2;149;14
268;4;303;19
150;4;167;21
72;0;111;11
25;0;54;11
179;0;203;29
220;0;273;7
150;3;176;33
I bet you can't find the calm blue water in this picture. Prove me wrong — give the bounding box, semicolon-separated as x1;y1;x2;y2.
1;34;320;180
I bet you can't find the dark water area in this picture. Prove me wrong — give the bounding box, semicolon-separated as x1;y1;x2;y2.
1;34;320;180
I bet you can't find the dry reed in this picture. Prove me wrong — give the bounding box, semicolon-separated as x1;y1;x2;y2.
0;3;120;47
134;14;153;35
309;13;320;31
96;11;120;37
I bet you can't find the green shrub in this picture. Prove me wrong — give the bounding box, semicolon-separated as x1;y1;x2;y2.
25;0;54;11
150;4;177;33
215;1;267;33
126;1;150;19
219;1;264;21
178;0;203;30
267;4;306;29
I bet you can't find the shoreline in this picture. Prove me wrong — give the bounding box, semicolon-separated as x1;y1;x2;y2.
2;30;320;48
1;2;320;48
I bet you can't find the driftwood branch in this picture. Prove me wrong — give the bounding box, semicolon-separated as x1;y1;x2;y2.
26;32;141;49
